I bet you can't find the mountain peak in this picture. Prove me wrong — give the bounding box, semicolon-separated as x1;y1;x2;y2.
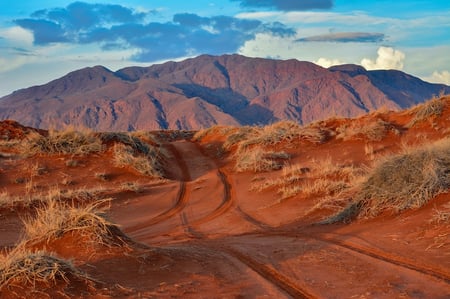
0;54;448;131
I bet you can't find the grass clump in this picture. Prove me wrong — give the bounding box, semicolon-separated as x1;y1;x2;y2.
407;95;447;128
235;147;289;172
0;187;104;210
336;118;397;141
252;159;365;201
113;143;165;177
327;138;450;223
101;132;152;155
0;249;88;289
21;128;103;155
105;132;167;177
22;198;122;246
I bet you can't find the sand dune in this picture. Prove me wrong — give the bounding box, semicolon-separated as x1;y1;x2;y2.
0;96;449;298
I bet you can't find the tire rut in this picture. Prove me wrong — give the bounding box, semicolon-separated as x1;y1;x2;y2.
223;247;315;299
126;181;187;234
310;233;450;284
180;212;205;239
189;169;234;226
126;143;191;234
258;227;450;285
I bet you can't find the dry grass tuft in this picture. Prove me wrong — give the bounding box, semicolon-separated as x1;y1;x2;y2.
336;118;398;141
21;128;103;155
113;143;165;177
430;203;450;224
0;248;90;289
22;198;123;247
104;132;167;177
192;125;235;142
252;158;366;201
194;121;331;173
0;186;104;210
101;132;152;155
234;147;289;172
407;95;447;128
326;138;450;223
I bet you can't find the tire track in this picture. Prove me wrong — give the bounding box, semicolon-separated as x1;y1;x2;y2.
180;212;205;239
309;233;450;284
235;205;273;231
233;207;450;285
126;181;186;233
223;247;315;299
126;143;191;234
189;169;234;226
257;228;450;285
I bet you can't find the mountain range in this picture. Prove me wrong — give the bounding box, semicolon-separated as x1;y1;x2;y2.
0;54;448;131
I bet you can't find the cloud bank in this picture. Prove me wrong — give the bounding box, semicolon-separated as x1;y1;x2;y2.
361;46;405;70
14;2;296;61
231;0;333;11
296;32;385;43
426;70;450;85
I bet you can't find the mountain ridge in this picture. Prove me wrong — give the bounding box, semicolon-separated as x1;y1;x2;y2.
1;54;448;130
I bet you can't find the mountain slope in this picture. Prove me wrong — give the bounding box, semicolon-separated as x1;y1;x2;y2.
0;54;448;130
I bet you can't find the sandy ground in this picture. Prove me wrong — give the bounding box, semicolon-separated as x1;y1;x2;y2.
0;101;450;298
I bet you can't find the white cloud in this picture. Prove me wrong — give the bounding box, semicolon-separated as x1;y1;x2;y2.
238;32;297;58
0;26;34;45
361;46;405;70
314;57;344;68
424;70;450;85
236;11;393;26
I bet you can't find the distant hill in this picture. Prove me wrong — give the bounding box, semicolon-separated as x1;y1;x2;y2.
0;54;448;131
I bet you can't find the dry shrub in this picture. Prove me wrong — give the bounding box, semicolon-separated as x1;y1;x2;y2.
336;118;397;141
234;147;289;172
113;143;165;177
223;126;259;151
223;121;333;173
192;125;235;142
327;138;450;223
21;128;103;155
252;158;366;201
0;248;89;290
103;132;167;177
22;198;122;247
407;95;447;127
101;132;152;155
0;186;104;210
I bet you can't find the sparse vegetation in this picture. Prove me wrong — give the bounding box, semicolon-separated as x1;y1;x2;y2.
103;132;168;177
234;147;290;172
326;138;450;223
113;143;165;177
252;158;366;201
120;181;145;193
0;248;90;290
0;186;104;210
430;203;450;224
21;128;103;155
336;118;398;141
407;95;447;128
22;198;122;247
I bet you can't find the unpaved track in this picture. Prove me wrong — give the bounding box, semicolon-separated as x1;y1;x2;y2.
120;139;450;297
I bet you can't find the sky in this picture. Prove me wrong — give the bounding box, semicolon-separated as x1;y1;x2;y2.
0;0;449;97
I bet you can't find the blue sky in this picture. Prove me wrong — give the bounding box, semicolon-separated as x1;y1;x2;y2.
0;0;449;96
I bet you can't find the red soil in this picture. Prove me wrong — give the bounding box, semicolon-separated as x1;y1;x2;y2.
1;97;449;298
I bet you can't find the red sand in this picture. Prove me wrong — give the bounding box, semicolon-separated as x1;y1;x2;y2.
0;99;449;298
